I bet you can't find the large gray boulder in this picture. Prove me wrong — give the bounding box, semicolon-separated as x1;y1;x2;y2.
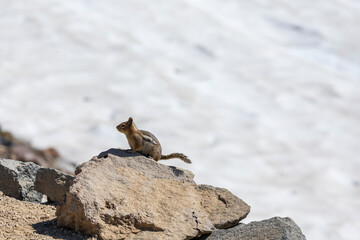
0;158;44;202
34;167;74;203
56;149;250;240
199;217;306;240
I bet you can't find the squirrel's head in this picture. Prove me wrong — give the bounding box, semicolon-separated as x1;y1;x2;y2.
116;117;134;133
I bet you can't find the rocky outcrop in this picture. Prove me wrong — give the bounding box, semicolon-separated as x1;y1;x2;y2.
198;217;306;240
0;158;73;204
56;149;250;240
1;153;306;240
196;185;249;229
0;158;44;202
34;168;74;203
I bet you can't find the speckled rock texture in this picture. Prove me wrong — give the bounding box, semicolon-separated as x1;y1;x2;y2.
0;158;43;202
198;217;306;240
56;149;250;240
34;167;74;203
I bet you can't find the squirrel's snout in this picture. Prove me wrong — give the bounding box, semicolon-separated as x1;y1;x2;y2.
116;126;124;133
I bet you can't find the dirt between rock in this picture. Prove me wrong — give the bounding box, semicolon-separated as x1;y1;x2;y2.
0;191;93;240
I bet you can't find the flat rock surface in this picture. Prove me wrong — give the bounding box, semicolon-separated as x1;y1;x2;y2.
57;149;250;240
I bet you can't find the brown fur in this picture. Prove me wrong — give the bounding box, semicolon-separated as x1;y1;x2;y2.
116;117;191;163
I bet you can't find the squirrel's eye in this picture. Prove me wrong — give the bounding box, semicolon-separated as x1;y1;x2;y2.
121;124;125;128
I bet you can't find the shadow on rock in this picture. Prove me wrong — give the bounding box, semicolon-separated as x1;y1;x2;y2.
169;166;186;177
32;218;91;240
97;148;143;158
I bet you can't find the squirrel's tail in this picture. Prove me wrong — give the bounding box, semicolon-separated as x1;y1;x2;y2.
161;153;192;164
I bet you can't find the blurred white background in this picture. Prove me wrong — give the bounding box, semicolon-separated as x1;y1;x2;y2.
1;1;359;239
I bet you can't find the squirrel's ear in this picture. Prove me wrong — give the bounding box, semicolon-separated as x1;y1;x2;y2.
128;117;133;124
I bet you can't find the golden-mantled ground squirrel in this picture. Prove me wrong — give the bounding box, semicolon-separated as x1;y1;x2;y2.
116;117;191;163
